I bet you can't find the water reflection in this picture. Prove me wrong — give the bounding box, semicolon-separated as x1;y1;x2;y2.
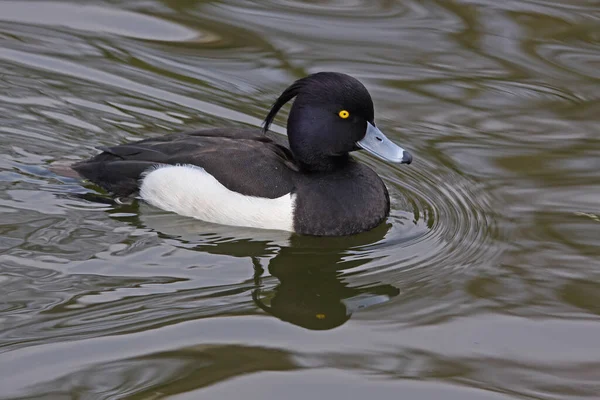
138;206;399;330
252;231;400;331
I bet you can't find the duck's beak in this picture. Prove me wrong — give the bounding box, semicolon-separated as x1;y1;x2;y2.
356;122;412;164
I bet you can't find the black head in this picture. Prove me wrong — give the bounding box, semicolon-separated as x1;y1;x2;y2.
263;72;411;171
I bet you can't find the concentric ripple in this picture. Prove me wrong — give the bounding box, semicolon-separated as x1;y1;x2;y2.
338;152;503;284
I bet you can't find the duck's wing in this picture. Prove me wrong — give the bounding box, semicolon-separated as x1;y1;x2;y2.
72;128;299;198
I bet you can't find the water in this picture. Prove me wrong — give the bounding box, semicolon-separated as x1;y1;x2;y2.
0;0;599;398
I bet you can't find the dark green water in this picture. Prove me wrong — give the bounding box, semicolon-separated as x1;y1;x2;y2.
0;1;599;398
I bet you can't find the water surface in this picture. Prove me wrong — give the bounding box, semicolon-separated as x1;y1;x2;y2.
0;0;599;398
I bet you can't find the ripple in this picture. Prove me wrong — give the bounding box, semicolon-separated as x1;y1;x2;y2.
0;1;207;42
203;0;463;47
0;48;276;136
536;42;600;80
357;155;501;278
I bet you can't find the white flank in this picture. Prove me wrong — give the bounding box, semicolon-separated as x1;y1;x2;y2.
139;165;295;232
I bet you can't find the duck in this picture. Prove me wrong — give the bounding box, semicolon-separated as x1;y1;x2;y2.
72;72;412;236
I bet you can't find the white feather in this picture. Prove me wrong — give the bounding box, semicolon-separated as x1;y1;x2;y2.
139;165;295;232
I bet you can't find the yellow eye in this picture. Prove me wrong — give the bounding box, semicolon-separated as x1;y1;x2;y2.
338;110;350;119
316;313;326;319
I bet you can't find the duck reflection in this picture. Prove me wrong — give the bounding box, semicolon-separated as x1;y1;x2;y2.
251;227;400;330
123;202;400;330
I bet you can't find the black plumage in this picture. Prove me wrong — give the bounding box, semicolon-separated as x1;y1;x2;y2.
73;129;297;198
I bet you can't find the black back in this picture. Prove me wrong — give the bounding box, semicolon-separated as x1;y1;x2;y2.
72;128;299;198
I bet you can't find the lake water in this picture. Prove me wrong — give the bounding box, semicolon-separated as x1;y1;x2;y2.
0;1;599;399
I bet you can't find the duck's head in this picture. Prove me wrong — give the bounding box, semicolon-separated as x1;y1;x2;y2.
263;72;412;171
